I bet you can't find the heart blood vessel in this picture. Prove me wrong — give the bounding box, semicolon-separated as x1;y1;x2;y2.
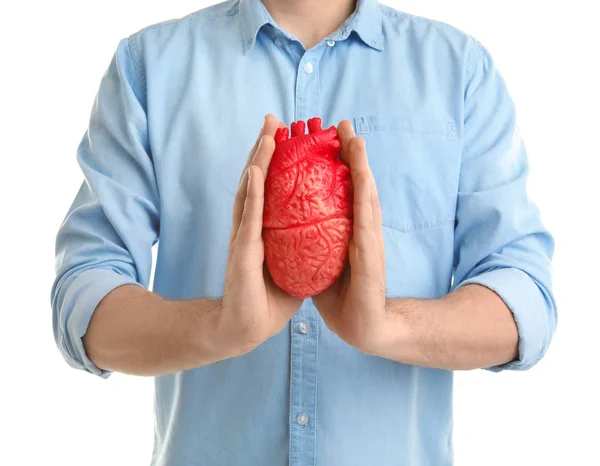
263;117;353;299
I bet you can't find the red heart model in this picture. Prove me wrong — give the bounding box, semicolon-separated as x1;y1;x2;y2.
263;117;353;299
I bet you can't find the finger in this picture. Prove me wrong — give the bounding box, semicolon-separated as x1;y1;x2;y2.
229;167;250;249
250;115;280;179
369;176;382;225
347;136;370;181
232;133;269;236
263;114;281;137
237;165;266;247
336;120;355;164
231;115;280;245
347;136;377;258
238;114;280;187
239;124;264;186
353;171;375;256
251;134;276;180
347;134;384;257
369;175;385;255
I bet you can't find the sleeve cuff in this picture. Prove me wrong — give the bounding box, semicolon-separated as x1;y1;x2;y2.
456;268;553;372
61;268;142;378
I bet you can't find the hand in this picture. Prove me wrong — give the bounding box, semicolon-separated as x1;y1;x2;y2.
312;120;388;355
215;115;304;358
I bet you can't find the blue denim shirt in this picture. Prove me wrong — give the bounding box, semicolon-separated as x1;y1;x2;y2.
52;1;556;464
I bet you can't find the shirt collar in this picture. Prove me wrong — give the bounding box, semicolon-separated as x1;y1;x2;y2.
238;0;384;53
238;0;271;52
351;0;385;50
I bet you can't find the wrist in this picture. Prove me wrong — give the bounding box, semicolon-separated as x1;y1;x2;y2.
166;297;225;367
373;298;433;362
373;298;412;358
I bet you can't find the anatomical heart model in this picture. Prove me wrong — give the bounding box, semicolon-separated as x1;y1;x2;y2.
263;117;353;299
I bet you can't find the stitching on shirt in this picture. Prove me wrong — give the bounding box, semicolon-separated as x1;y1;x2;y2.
130;3;234;45
125;37;162;222
313;312;319;465
381;6;473;43
131;17;182;39
227;0;240;16
382;216;455;234
128;37;146;101
357;128;458;139
288;321;295;465
354;116;459;140
464;39;483;86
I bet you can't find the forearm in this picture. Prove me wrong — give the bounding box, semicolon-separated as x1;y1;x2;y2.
83;285;224;377
380;284;518;371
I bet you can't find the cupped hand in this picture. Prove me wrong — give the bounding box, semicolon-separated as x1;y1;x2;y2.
311;120;389;354
216;115;304;358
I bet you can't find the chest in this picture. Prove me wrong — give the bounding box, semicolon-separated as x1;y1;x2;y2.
149;40;463;296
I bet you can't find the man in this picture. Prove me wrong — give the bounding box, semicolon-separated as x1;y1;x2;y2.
51;0;556;464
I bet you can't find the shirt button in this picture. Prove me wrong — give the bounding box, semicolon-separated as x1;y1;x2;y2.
327;40;335;47
303;62;313;74
296;413;309;426
298;321;310;335
274;38;283;47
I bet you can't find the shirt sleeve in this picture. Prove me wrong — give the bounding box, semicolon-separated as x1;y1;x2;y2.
451;40;557;372
51;37;159;378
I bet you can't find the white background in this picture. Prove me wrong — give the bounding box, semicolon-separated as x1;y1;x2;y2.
1;1;598;465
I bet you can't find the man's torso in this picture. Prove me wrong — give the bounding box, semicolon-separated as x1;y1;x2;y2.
133;1;473;464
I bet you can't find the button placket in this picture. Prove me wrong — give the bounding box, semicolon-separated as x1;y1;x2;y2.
295;46;322;123
289;307;319;466
289;45;325;466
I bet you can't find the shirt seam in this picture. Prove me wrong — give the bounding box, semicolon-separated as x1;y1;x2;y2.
127;36;147;101
457;37;483;207
383;215;456;234
313;312;319;465
125;36;162;231
357;128;458;139
464;38;483;87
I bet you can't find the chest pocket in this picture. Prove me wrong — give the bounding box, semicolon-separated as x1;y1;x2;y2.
354;116;461;233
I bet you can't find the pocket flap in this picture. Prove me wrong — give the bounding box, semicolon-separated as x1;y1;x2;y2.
355;116;457;140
